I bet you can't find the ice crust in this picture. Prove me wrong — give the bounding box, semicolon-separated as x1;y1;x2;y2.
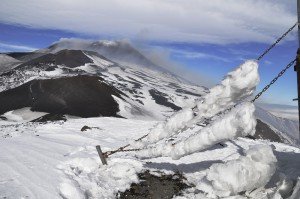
133;60;259;148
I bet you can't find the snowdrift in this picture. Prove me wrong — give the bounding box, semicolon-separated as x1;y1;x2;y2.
199;145;277;197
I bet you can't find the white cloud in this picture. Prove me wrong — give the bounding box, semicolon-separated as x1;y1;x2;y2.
138;45;217;87
0;0;296;45
170;49;230;62
0;42;37;52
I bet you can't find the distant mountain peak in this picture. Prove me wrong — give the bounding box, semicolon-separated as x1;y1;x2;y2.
40;38;166;72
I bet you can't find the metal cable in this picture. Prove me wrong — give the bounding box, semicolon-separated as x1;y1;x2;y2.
257;22;298;61
103;23;298;157
251;59;296;103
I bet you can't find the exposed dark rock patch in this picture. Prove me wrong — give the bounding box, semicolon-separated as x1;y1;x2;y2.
31;114;66;123
118;171;191;199
149;89;181;111
55;50;93;67
80;125;102;131
175;89;202;97
6;52;46;62
48;40;166;72
114;74;142;90
254;119;283;143
81;125;92;131
0;116;7;121
16;50;93;69
0;75;123;118
168;83;180;88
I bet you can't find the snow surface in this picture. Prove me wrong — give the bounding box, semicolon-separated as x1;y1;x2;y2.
58;158;143;198
2;107;47;122
1;117;300;199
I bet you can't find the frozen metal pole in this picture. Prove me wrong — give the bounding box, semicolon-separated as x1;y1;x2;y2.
96;145;107;165
296;0;300;140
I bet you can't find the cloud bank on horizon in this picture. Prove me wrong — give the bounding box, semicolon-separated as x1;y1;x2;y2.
0;0;296;45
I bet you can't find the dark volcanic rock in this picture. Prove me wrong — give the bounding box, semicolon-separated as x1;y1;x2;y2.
81;125;92;131
254;119;283;143
149;89;181;111
16;49;93;69
118;171;191;199
175;88;202;97
0;75;123;117
54;50;93;67
6;52;46;62
31;114;67;123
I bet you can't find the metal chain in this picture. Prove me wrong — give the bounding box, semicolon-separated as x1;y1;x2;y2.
257;22;298;61
251;59;296;103
104;59;296;157
102;23;298;157
103;134;149;157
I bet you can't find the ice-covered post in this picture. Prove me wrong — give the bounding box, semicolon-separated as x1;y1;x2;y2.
296;0;300;140
96;145;107;165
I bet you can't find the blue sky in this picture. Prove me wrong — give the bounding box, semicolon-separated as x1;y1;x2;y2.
0;0;298;105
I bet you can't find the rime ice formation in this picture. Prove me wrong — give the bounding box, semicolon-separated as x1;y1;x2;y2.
133;60;259;148
200;145;277;197
137;102;256;159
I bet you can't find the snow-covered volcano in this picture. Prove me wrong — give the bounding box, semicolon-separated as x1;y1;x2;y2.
38;38;166;72
0;47;207;120
0;40;300;199
1;42;297;141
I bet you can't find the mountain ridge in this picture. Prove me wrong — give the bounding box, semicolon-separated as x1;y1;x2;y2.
0;41;298;146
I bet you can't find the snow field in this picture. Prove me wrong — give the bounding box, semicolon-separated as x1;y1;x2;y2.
1;117;300;198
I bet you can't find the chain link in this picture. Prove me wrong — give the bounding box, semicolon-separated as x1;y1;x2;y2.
251;59;296;103
257;22;298;61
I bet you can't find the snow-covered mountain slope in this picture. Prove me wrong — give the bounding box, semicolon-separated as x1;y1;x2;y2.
255;106;299;144
0;43;297;142
0;49;207;120
0;54;21;74
5;51;46;62
257;103;299;121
